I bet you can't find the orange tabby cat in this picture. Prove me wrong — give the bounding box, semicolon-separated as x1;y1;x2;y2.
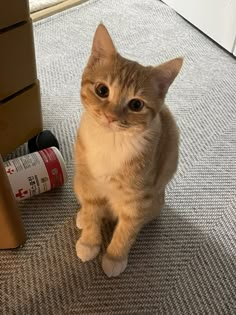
74;24;182;277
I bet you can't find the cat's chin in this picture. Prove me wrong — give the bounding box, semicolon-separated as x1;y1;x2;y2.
91;113;128;132
102;121;121;132
97;117;124;132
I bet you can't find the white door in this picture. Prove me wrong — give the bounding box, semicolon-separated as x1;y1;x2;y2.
162;0;236;53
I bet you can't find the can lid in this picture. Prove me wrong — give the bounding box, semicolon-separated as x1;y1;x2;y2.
50;147;68;184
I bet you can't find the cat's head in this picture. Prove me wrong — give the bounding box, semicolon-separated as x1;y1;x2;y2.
81;24;183;132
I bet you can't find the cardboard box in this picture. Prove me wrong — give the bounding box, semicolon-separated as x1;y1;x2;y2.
0;82;43;156
0;0;29;30
0;20;37;101
0;155;26;249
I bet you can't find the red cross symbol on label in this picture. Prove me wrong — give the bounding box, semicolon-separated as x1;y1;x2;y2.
6;168;14;175
16;188;28;199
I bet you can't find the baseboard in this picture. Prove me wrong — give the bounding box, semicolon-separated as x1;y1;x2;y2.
31;0;88;22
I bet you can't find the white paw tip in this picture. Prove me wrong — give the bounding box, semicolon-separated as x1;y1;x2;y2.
76;240;100;262
76;212;83;229
102;255;128;277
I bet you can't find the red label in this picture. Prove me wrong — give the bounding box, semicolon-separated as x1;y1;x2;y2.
6;168;14;175
16;188;29;199
39;148;65;189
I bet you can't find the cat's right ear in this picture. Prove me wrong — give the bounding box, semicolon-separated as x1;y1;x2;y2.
89;23;116;63
153;57;183;97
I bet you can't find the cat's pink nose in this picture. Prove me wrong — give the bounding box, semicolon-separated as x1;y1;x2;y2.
104;113;117;123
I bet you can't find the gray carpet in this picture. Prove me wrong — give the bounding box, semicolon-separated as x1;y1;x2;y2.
1;0;236;313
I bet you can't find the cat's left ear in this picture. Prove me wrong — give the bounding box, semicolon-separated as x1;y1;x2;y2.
90;23;116;61
153;57;183;97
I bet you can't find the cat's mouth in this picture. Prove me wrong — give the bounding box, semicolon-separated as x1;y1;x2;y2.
98;113;128;131
89;109;130;131
101;115;120;130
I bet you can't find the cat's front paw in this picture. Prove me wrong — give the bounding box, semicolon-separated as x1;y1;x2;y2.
102;254;128;277
76;240;100;262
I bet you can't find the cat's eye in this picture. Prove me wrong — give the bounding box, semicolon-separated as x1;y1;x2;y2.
95;83;109;98
128;99;144;112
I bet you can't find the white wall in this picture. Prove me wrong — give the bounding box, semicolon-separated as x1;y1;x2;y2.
163;0;236;53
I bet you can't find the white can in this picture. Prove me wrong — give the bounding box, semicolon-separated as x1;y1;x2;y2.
4;147;67;201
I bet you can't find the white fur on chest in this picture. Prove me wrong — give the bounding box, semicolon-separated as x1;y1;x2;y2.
80;113;145;181
86;133;133;179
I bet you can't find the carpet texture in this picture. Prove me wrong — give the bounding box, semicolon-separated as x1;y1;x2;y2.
1;0;236;313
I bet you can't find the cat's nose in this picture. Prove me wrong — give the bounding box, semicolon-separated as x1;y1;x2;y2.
104;113;117;123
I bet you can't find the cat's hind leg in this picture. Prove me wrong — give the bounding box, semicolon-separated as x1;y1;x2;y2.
76;211;83;230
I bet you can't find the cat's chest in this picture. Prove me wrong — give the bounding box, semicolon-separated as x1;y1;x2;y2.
86;134;132;180
80;113;145;182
